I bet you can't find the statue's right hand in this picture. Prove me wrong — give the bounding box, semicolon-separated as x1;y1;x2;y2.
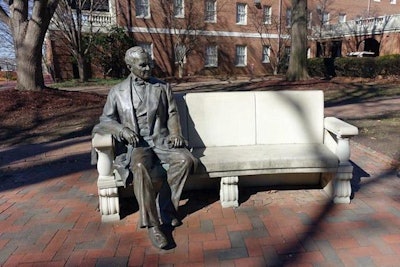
120;127;139;146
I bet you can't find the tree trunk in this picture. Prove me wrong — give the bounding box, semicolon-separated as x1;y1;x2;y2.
9;0;60;91
286;0;309;81
77;53;89;82
14;28;45;91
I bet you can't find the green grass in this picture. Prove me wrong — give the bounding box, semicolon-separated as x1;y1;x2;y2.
53;78;123;88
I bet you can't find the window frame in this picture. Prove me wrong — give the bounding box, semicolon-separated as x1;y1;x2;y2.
236;3;247;25
205;45;218;67
174;0;185;18
262;45;271;63
263;5;272;25
285;8;292;28
135;0;150;18
174;44;187;64
204;0;217;22
338;13;346;23
235;45;247;67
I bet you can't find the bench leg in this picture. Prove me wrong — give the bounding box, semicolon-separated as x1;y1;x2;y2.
333;137;354;204
98;187;120;222
220;176;239;208
96;146;120;222
333;163;353;204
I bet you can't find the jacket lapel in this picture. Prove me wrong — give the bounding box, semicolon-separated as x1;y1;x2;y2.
146;83;162;133
119;76;139;133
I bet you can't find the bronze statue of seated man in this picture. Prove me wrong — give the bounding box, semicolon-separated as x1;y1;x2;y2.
93;46;197;249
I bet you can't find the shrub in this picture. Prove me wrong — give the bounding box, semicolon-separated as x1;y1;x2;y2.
376;54;400;76
307;58;335;78
335;57;378;78
307;54;400;78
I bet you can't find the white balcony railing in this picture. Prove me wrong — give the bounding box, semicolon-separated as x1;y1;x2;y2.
313;14;400;39
82;11;113;25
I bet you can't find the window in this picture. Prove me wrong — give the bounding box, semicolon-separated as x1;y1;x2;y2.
286;8;292;27
390;0;396;4
338;13;346;23
262;46;271;63
135;0;150;18
205;0;216;22
205;45;218;67
235;45;247;66
175;44;186;64
263;5;272;24
174;0;184;18
322;12;330;25
236;3;247;25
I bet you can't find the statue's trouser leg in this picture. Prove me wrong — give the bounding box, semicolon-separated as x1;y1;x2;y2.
131;147;160;228
154;148;194;217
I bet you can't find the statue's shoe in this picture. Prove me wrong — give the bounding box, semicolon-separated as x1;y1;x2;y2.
148;226;168;249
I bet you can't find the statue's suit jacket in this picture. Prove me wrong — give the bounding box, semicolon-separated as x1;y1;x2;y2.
93;74;190;184
97;74;183;149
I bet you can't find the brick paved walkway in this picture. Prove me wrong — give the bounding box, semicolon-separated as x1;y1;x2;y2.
0;135;399;266
1;79;399;266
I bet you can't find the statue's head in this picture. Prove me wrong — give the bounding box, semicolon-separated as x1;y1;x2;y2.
125;46;152;80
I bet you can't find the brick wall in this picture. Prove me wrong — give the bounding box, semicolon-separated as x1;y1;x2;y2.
47;0;400;79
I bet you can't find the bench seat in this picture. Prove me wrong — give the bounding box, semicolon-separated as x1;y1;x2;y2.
192;144;338;178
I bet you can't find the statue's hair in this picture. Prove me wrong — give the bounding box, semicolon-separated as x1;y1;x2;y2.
124;46;146;64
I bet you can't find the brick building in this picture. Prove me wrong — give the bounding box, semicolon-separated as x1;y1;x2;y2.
46;0;400;80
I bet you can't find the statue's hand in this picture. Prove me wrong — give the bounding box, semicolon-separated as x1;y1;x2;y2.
168;135;185;148
120;127;139;147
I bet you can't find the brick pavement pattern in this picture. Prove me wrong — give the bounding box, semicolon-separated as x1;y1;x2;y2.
1;136;399;266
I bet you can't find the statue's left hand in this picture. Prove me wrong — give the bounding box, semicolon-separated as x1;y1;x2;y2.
168;135;185;148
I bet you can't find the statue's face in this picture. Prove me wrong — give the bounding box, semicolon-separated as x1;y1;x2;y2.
127;52;152;80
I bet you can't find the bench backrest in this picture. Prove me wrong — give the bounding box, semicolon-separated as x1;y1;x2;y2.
175;90;324;148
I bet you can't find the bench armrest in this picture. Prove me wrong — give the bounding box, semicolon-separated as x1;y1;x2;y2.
324;117;358;165
92;133;113;149
324;117;358;138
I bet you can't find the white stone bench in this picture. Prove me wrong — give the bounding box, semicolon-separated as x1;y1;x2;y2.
93;90;358;222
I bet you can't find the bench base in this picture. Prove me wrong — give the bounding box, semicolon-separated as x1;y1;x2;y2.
220;176;239;208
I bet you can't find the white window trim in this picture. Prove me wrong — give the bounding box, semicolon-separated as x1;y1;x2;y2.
205;0;217;23
263;5;272;25
286;8;292;28
339;13;346;23
390;0;396;4
322;12;330;25
205;45;218;67
236;3;247;25
262;46;271;63
174;0;185;18
175;44;187;64
235;45;247;67
136;0;151;19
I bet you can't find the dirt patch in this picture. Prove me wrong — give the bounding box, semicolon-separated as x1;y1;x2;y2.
0;88;105;147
